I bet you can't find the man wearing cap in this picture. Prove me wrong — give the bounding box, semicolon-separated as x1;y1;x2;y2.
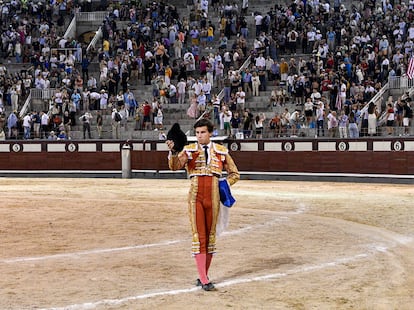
379;35;389;56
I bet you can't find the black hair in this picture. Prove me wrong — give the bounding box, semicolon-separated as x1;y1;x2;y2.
194;118;214;133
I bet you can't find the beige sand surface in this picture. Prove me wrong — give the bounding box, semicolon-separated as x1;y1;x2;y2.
0;178;413;310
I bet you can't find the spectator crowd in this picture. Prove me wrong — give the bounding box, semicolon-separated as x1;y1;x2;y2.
0;0;413;140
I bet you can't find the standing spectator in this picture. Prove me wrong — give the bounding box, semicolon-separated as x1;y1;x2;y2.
119;105;129;131
316;102;325;137
403;100;413;136
287;28;298;55
280;58;289;82
40;111;50;139
80;111;93;139
142;101;152;130
81;55;90;81
255;113;266;139
7;111;18;139
327;110;338;137
385;103;395;135
111;108;122;139
63;111;72;139
96;111;103;139
197;91;207;114
230;112;241;138
177;78;187;105
251;72;260;96
183;50;196;76
367;102;378;136
144;56;155;85
32;111;41;139
242;109;253;138
10;86;19;112
221;105;232;136
304;97;314;127
348;111;359;138
154;106;164;131
338;110;349;138
23;113;32;139
254;12;263;37
187;94;198;119
236;87;246;111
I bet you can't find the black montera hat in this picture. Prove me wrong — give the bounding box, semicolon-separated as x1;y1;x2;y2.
167;123;187;152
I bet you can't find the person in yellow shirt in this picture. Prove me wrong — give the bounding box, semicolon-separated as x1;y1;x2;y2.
280;58;289;82
103;39;110;58
164;65;172;86
207;25;214;49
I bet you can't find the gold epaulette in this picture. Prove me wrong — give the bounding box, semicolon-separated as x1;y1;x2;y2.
212;143;228;155
184;143;198;152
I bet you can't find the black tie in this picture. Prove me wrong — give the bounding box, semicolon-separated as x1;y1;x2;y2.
203;145;209;164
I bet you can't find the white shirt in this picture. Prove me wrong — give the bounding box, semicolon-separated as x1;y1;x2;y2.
254;14;263;26
23;115;32;127
255;56;266;68
41;113;49;126
177;81;186;93
236;91;245;104
222;109;232;122
202;82;211;94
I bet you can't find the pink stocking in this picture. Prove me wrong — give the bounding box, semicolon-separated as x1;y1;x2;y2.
195;254;209;284
206;253;213;276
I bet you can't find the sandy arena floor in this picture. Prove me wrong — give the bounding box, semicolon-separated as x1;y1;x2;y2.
0;178;413;310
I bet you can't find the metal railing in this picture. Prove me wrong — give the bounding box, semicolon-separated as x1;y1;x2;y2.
19;93;32;118
360;82;389;121
87;27;103;54
63;15;77;39
217;55;252;100
50;48;82;63
30;88;59;100
388;75;414;90
62;11;107;43
76;11;108;22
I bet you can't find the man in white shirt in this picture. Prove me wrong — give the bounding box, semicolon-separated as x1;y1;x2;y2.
177;78;187;105
289;109;301;136
202;78;212;102
254;13;263;37
87;76;97;90
307;29;316;53
58;37;67;48
287;29;298;54
23;113;32;139
255;53;266;68
221;105;232;136
192;79;203;96
40;111;50;139
168;84;177;103
197;91;207;112
183;51;196;73
79;111;93;139
236;87;246;111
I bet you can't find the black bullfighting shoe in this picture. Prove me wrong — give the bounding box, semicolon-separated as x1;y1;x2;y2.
202;282;215;291
196;278;202;286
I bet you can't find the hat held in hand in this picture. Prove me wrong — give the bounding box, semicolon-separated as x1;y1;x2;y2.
167;123;187;152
